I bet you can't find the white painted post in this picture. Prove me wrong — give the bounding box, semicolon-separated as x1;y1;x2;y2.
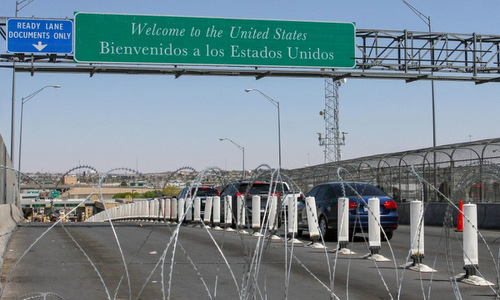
338;197;349;249
159;199;165;222
151;199;159;221
171;198;178;224
204;196;213;228
410;200;424;261
287;195;297;235
237;195;246;231
268;195;278;231
224;195;234;231
178;198;185;224
213;196;221;230
252;195;261;235
142;200;149;220
305;196;320;241
463;203;479;277
368;198;381;253
165;198;171;223
185;197;193;223
194;197;201;225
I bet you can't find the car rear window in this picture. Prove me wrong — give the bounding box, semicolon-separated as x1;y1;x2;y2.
192;187;219;197
340;183;387;197
238;183;271;194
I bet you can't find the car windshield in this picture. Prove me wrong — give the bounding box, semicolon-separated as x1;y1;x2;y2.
341;183;387;197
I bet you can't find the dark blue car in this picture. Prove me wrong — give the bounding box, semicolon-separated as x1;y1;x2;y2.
297;182;398;240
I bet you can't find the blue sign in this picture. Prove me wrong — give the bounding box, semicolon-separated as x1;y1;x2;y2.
7;18;73;54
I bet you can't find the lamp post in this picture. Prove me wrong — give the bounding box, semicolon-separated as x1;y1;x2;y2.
244;88;282;173
18;85;61;180
402;0;438;201
219;138;245;179
402;0;436;148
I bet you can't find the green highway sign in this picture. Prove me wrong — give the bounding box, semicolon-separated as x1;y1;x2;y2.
74;13;355;68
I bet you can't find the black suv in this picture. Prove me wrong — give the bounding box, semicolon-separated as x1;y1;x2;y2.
219;180;288;227
177;186;220;218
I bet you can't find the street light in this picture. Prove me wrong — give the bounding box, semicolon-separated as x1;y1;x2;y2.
244;88;282;172
18;85;61;179
402;0;437;201
219;138;245;179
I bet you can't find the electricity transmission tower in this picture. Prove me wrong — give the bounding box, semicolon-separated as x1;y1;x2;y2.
318;78;346;163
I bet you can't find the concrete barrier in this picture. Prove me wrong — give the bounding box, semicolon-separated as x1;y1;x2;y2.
397;202;500;229
0;204;23;290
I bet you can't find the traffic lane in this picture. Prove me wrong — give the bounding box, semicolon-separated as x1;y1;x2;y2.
1;223;498;299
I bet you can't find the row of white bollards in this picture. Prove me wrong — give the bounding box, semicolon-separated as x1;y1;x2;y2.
86;195;492;286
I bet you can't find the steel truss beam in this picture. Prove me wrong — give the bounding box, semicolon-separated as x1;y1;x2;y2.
1;17;500;84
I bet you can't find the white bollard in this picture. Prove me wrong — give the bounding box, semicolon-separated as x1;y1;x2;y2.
224;195;234;231
364;197;390;261
204;196;213;228
165;198;171;223
410;200;424;260
178;198;185;224
185;197;193;223
194;197;201;225
171;198;178;224
213;196;222;230
268;195;279;236
159;199;165;222
151;199;159;221
237;195;247;233
252;195;262;236
142;200;149;220
305;196;322;247
402;200;436;272
368;198;381;251
463;203;479;274
338;197;350;249
287;195;301;243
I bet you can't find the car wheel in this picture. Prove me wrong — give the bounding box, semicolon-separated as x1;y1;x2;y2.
318;216;329;239
382;230;393;241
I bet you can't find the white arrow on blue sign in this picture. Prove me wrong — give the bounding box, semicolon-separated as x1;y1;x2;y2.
7;18;73;54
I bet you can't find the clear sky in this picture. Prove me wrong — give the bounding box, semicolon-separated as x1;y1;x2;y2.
1;0;499;174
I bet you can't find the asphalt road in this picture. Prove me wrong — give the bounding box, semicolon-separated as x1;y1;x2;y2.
1;222;499;299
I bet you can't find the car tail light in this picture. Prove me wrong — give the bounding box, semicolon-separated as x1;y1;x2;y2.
271;192;281;198
236;192;244;198
383;200;397;210
349;201;358;209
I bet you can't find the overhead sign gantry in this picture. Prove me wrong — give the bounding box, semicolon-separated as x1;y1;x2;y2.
1;15;500;84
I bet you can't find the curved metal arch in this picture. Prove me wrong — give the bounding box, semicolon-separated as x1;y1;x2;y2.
54;165;100;190
161;166;198;191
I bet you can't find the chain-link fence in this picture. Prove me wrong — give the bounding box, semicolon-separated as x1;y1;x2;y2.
286;138;500;203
